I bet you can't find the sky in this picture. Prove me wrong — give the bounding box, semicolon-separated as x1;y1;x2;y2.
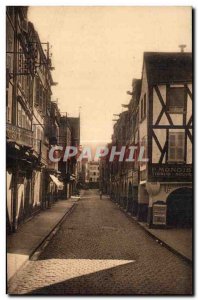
28;6;192;147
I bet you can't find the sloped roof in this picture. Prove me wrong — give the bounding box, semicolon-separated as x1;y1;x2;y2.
128;79;141;110
144;52;192;85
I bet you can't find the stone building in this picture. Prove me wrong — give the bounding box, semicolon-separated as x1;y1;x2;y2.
87;161;100;189
58;115;80;197
6;7;80;233
6;7;41;232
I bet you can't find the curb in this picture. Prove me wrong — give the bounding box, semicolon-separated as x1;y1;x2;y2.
8;200;78;285
30;201;78;261
136;220;192;265
111;199;192;265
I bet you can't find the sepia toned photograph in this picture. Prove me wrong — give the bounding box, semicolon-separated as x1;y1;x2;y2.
6;5;193;295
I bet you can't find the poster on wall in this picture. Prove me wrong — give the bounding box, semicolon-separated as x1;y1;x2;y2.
152;203;167;225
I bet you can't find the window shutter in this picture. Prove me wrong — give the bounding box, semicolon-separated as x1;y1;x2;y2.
176;133;185;161
168;132;185;162
18;103;22;127
35;78;39;106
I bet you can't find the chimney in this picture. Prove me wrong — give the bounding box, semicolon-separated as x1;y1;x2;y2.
179;44;187;53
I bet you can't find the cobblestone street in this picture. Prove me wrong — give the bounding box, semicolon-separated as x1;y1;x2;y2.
8;189;192;295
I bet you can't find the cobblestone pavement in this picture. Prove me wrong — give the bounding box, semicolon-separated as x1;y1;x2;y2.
8;189;192;295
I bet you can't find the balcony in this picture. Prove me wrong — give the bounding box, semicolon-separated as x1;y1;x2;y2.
6;123;33;148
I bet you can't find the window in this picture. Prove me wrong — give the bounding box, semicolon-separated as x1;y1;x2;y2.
18;103;22;127
141;99;143;120
35;78;44;110
167;87;185;113
17;101;31;130
35;78;40;106
21;110;25;128
37;128;42;141
140;136;147;165
140;94;146;121
143;94;146;117
168;132;185;162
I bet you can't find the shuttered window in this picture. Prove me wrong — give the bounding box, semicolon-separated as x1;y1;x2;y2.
35;78;40;106
22;110;26;128
168;132;185;162
17;101;31;130
167;87;185;113
18;102;22;127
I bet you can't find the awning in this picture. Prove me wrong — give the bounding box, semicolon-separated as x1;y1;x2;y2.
50;175;64;190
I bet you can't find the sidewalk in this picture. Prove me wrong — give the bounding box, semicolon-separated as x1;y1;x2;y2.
7;198;79;282
114;201;192;263
138;221;192;262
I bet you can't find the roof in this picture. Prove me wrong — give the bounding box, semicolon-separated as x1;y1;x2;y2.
128;79;141;110
144;52;192;85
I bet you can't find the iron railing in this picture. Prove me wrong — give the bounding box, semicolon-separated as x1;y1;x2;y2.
6;123;33;148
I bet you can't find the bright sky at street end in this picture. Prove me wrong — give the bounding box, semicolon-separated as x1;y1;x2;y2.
28;6;192;147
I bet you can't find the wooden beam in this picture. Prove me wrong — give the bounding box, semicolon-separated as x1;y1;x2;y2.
154;85;173;125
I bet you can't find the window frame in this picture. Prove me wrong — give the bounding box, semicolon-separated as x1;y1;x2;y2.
140;94;146;121
167;86;186;114
168;131;185;163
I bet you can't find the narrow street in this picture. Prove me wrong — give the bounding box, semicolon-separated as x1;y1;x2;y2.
8;189;192;295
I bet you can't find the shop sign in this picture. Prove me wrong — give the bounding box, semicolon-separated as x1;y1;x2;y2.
150;164;192;182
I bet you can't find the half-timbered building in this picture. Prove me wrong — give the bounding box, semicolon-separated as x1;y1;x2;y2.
138;52;192;227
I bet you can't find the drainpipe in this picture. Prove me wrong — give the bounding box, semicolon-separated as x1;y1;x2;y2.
12;161;18;232
12;11;18;231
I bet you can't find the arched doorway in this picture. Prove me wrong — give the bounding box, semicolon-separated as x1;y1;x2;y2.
167;187;192;228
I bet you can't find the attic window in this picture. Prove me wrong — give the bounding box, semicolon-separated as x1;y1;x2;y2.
167;87;185;113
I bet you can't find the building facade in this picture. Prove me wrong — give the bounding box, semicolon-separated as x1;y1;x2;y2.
101;51;192;228
6;7;80;233
140;52;192;227
87;161;100;188
6;7;38;232
58;115;80;197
